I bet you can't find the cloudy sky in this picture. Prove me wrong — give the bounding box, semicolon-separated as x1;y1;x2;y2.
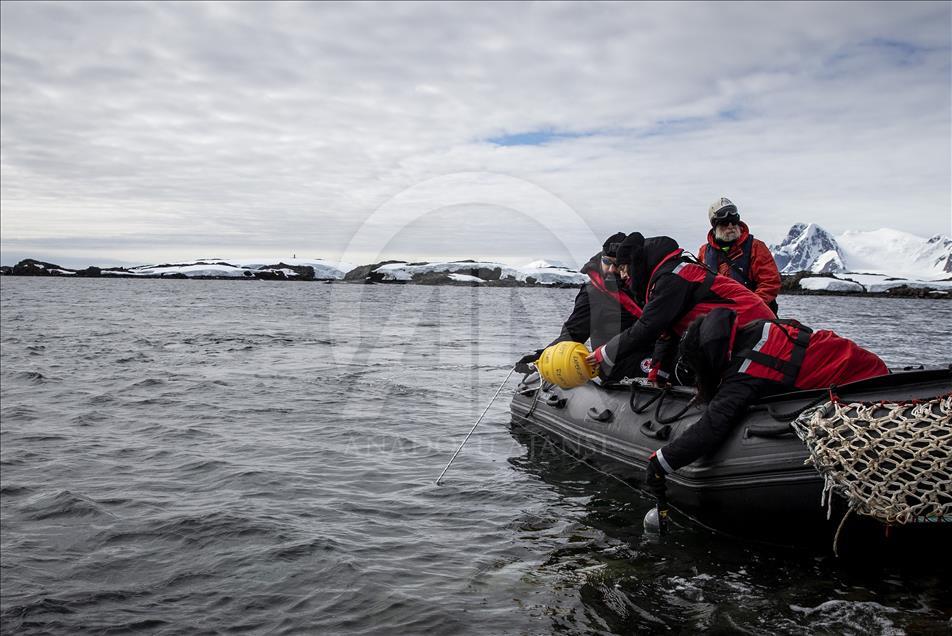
1;1;949;268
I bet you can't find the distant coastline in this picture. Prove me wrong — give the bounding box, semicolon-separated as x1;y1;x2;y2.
2;258;949;298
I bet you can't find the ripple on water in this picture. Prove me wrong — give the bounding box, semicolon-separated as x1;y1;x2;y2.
1;282;950;634
20;490;118;521
7;371;47;384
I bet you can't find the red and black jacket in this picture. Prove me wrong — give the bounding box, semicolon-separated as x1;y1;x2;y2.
599;237;774;371
734;320;889;389
697;222;781;309
654;313;889;473
551;253;643;351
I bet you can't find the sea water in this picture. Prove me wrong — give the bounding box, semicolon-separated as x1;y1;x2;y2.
2;277;950;634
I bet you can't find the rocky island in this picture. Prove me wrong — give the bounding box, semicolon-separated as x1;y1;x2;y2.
3;224;951;297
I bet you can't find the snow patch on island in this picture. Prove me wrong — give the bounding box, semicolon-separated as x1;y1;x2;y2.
113;257;355;279
371;260;586;285
798;277;865;293
798;273;952;294
447;273;484;283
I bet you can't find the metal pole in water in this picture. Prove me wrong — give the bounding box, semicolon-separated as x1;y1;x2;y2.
435;368;516;486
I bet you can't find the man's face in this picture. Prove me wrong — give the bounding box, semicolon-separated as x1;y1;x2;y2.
714;220;741;243
618;263;630;282
600;254;618;277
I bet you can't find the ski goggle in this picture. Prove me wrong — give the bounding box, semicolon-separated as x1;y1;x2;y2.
600;256;618;267
711;210;740;226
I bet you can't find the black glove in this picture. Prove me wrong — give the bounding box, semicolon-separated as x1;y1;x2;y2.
514;349;544;374
645;452;667;498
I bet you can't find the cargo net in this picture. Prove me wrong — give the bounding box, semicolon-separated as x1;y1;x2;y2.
791;393;952;526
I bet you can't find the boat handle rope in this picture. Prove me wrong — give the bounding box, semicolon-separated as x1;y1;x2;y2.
524;385;543;419
545;394;567;409
745;421;795;438
629;382;663;414
640;419;671;441
524;378;553;420
654;389;697;424
587;407;613;422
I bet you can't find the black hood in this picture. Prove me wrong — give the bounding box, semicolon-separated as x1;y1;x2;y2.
641;236;681;274
625;235;679;300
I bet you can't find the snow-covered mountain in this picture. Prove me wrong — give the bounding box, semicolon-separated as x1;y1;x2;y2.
771;224;952;280
837;230;952;279
770;223;845;274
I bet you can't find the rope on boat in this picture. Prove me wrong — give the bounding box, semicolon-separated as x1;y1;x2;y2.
791;392;952;528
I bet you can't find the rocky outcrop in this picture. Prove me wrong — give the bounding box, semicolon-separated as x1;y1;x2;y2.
414;272;479;286
260;263;315;281
11;259;66;276
410;266;501;283
884;285;943;298
342;261;407;283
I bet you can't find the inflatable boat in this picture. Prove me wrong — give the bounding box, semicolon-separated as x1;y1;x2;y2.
509;367;951;549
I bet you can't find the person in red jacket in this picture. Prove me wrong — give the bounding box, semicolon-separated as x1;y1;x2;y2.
585;233;775;382
699;198;781;314
644;308;888;494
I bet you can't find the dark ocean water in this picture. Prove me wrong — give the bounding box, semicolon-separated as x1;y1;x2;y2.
1;277;950;634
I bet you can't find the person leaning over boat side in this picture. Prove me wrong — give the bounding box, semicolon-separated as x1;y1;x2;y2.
644;308;889;496
584;233;775;383
698;197;781;315
514;232;652;382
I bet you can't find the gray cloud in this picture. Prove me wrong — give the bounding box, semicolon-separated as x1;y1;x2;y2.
2;1;949;267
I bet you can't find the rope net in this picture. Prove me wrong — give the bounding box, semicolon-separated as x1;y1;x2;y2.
791;394;952;525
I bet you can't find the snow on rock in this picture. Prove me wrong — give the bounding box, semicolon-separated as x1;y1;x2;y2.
129;263;250;277
371;260;586;285
834;273;952;293
447;273;484;283
812;250;845;274
230;258;355;280
121;257;355;279
520;264;587;285
523;259;570;270
374;263;414;281
796;272;952;294
798;277;865;293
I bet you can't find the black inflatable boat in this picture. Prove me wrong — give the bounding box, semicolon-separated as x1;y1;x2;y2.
510;367;952;547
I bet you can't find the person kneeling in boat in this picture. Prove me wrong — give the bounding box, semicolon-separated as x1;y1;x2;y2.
644;308;889;496
515;232;652;382
585;232;775;384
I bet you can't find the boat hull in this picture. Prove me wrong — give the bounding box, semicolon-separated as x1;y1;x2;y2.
509;368;952;546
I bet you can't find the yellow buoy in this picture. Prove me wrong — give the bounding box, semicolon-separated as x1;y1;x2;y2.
535;341;598;389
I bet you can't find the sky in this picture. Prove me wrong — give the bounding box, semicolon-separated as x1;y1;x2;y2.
1;1;950;269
